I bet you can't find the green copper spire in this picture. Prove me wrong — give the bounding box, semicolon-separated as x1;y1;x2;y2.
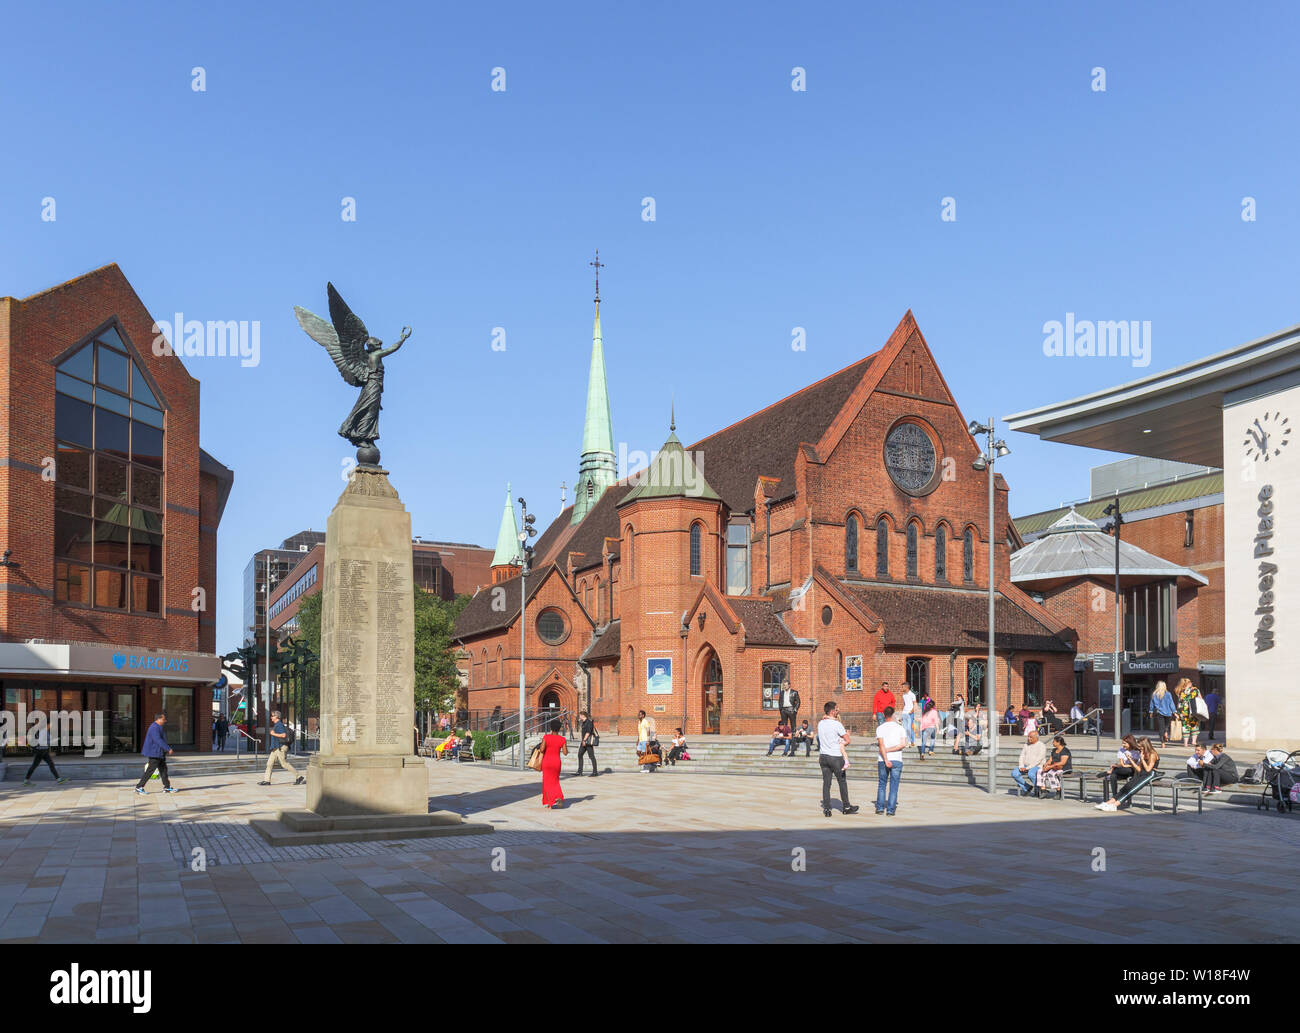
492;484;521;567
573;255;617;524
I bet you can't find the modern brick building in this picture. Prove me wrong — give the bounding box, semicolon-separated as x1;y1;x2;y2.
0;264;233;755
266;537;491;637
1013;458;1224;734
456;301;1076;735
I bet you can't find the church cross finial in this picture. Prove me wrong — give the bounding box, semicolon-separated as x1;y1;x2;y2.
671;397;676;433
589;249;604;303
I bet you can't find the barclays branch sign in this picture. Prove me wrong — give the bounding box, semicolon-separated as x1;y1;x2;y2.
111;651;190;673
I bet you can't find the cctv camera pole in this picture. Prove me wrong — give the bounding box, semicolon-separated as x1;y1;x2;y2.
1107;494;1124;743
969;417;1009;796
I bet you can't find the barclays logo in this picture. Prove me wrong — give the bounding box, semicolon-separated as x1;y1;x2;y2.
110;652;189;673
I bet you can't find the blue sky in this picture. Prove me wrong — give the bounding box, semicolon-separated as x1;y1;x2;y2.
2;1;1297;652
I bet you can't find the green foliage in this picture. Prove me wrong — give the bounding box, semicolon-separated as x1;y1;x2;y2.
290;586;468;718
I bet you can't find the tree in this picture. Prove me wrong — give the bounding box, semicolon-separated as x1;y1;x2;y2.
295;586;468;728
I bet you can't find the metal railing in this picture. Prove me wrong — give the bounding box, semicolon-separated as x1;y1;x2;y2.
1051;708;1105;750
503;709;574;766
232;727;262;760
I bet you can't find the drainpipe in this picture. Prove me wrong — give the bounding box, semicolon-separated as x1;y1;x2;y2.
764;498;773;594
679;621;690;736
949;648;958;699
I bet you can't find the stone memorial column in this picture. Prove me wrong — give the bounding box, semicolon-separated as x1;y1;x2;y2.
307;467;427;816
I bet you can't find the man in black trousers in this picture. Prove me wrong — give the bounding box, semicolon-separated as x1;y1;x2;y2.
576;710;598;776
817;701;859;817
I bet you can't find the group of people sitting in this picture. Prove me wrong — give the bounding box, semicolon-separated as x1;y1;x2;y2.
433;730;472;760
1184;742;1237;793
765;719;815;757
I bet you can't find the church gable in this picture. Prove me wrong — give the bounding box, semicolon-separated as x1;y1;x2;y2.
875;331;947;403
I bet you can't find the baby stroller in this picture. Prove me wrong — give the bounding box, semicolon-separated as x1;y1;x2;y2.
1256;749;1299;813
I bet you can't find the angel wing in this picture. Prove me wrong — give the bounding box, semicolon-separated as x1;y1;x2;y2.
292;282;368;387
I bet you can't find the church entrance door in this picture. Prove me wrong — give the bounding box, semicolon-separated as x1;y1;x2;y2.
703;653;722;734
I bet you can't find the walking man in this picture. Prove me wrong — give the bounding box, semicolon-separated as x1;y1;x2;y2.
135;713;179;795
818;701;859;817
259;711;305;786
576;710;599;776
875;706;906;815
215;714;229;752
23;723;69;785
901;683;917;746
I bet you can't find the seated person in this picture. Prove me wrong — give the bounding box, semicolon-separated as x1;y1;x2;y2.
766;720;793;756
1004;706;1018;733
1101;735;1141;801
1202;743;1238;793
667;728;687;765
435;734;459;759
455;731;472;759
1011;731;1047;796
1069;701;1086;725
1098;737;1160;811
1186;743;1210;782
1022;710;1039;737
1036;735;1073;793
790;719;814;757
1041;700;1059;733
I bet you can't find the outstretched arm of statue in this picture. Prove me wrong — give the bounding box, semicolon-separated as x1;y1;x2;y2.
378;327;412;358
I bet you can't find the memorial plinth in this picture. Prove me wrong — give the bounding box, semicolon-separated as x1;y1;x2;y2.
252;466;491;844
308;466;426;816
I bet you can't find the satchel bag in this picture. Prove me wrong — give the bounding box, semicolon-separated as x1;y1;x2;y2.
527;740;545;771
590;731;600;747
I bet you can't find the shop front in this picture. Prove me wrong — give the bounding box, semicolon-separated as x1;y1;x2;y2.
0;642;221;756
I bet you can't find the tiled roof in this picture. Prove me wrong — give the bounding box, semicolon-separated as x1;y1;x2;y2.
1014;472;1223;537
729;598;798;646
687;354;879;512
844;581;1074;652
581;619;621;662
454;563;558;639
535;483;634;569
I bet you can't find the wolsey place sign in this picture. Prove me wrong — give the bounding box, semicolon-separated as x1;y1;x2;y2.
1253;484;1279;653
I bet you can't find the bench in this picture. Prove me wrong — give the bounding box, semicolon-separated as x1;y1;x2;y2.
1073;771;1204;813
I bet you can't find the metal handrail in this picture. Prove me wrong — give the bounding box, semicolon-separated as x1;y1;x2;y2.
506;709;573;766
232;727;262;759
1053;707;1106;750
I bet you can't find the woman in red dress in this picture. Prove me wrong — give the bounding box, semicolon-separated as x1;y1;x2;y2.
540;719;568;809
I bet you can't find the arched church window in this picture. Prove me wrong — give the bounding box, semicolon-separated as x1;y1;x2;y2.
963;529;975;583
876;519;889;577
935;525;948;581
689;522;702;576
906;522;919;578
845;514;859;574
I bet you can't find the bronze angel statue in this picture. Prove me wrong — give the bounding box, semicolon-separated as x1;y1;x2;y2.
294;283;411;467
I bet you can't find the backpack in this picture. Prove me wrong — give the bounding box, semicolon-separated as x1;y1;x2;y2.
283;725;296;747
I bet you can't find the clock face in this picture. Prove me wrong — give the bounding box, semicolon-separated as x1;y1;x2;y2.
1242;411;1291;463
884;421;938;494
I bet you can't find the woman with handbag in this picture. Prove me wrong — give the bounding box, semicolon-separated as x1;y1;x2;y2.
1174;677;1202;747
537;718;568;809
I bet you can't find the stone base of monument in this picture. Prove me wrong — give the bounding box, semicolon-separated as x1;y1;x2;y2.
249;754;493;845
305;754;429;817
251;808;493;847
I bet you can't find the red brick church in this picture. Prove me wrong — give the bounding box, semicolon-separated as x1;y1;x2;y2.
455;294;1077;735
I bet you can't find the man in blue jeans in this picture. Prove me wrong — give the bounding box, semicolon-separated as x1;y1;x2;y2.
875;706;906;815
1010;730;1046;796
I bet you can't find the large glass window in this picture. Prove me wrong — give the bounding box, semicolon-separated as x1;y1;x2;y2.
162;686;194;746
537;609;568;645
966;659;986;704
845;515;859;574
905;657;929;696
1124;582;1177;653
761;662;789;711
726;522;749;595
54;327;165;614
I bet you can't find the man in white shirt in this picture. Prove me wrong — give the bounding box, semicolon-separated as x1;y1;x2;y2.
875;707;907;815
901;687;917;746
817;702;859;817
1011;730;1047;796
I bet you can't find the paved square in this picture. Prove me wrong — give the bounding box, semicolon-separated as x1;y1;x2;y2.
0;763;1294;943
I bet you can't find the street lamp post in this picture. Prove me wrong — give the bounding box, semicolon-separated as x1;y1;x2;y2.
969;418;1010;796
1103;494;1125;742
516;497;537;769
